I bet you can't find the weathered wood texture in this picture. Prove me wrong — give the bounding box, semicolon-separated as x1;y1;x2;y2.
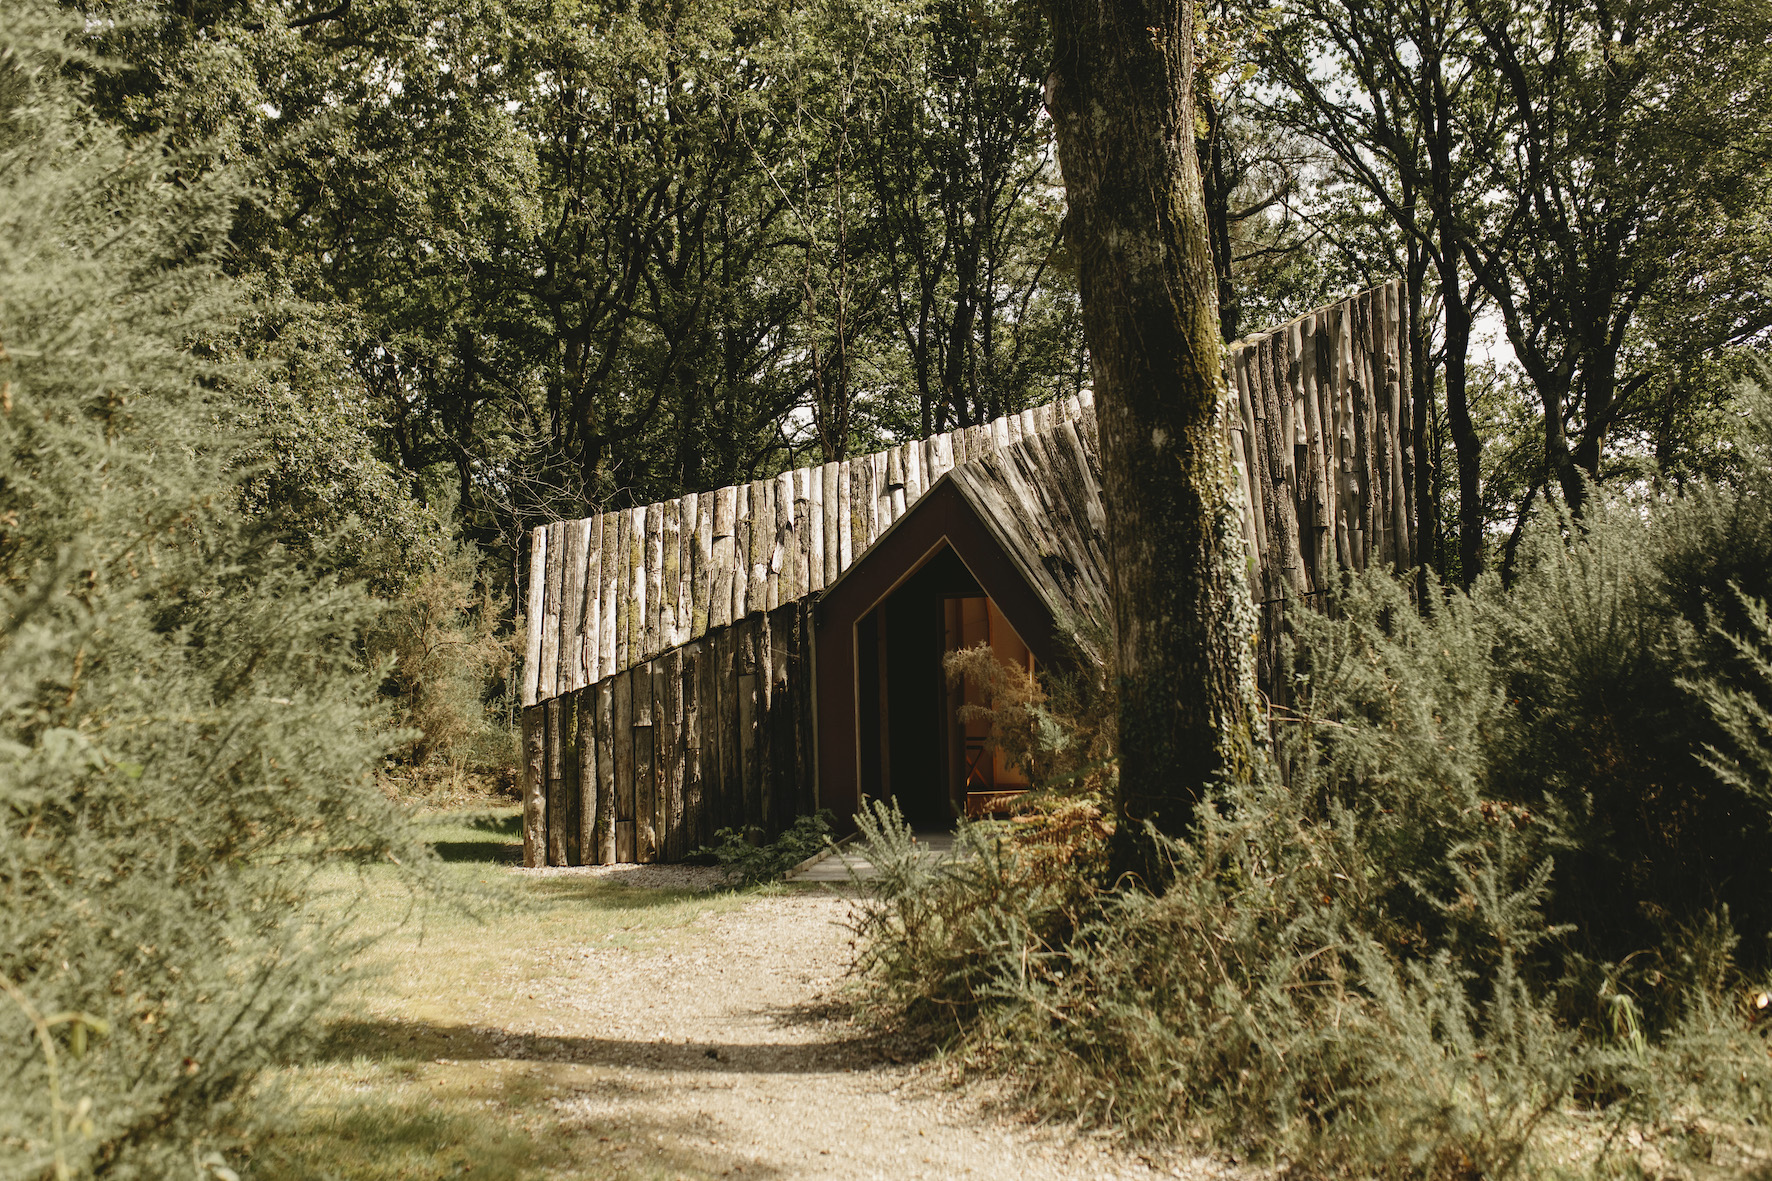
518;601;817;865
1224;280;1413;691
519;282;1410;864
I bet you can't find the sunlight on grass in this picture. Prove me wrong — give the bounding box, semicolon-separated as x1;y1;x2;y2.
240;805;756;1181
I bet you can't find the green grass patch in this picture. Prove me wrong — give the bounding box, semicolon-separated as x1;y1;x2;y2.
236;804;754;1180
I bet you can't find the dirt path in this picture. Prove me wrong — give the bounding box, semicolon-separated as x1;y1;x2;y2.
481;877;1242;1181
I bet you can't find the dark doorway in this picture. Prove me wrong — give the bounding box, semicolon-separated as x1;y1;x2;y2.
858;547;984;825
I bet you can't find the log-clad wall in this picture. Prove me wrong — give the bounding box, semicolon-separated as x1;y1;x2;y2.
1226;279;1413;689
518;280;1410;867
520;602;817;868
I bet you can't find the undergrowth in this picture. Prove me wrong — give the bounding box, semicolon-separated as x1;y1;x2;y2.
695;811;835;887
851;387;1772;1178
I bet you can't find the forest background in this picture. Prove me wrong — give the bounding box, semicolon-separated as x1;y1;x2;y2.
4;0;1772;1174
24;0;1772;781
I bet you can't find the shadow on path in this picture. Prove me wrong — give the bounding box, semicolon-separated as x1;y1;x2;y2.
313;1013;907;1076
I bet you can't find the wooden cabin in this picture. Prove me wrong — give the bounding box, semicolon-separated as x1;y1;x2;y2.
516;282;1416;867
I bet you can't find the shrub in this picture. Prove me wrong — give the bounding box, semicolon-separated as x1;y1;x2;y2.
696;811;835;887
941;610;1119;800
851;394;1772;1173
368;546;514;785
1;11;428;1176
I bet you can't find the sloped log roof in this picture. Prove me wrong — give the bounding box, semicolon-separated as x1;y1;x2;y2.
819;406;1114;667
520;279;1415;709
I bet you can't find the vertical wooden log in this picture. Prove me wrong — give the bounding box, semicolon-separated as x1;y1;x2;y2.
1310;319;1337;575
634;662;657;863
774;468;797;607
715;623;739;829
521;704;546;868
691;492;713;640
629;505;649;662
1332;305;1353;570
792;605;815;818
613;668;635;862
1385;283;1412;571
679;494;697;646
581;515;603;688
522;526;547;707
697;634;720;845
1358;291;1383;566
836;460;853;573
660;648;684;860
809;465;827;593
758;610;779;831
790;466;810;599
713;485;737;630
884;446;904;522
1356;291;1386;566
681;641;703;853
738;617;762;830
557;519;588;693
660;496;683;648
613;509;634;672
1301;314;1333;592
747;479;770;616
644;501;665;659
768;607;792;832
1277;335;1298;491
869;450;888;538
1235;348;1273;591
857;454;877;548
1225;357;1262;569
1264;333;1307;598
1376;290;1399;566
538;522;565;702
732;481;751;622
565;694;584;865
546;697;568;866
598;512;620;679
1336;303;1362;569
594;679;615;863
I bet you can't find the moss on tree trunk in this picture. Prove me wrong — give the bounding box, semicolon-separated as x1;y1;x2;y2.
1043;0;1264;883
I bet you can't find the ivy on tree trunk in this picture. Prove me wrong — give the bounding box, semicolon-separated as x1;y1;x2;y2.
1043;0;1264;883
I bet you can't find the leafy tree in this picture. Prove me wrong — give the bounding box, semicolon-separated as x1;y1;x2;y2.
861;0;1083;435
1459;0;1772;515
1259;0;1496;585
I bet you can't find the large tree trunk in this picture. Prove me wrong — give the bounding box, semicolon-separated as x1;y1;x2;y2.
1044;0;1264;884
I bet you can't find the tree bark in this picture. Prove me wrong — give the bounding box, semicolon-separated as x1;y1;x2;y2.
1044;0;1265;884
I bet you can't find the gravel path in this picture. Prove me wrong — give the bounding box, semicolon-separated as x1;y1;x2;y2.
501;877;1253;1181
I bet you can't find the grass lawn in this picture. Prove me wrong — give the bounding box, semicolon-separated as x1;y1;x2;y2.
241;805;755;1181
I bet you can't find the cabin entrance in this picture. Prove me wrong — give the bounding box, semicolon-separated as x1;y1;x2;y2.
942;595;1034;816
853;545;1034;825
